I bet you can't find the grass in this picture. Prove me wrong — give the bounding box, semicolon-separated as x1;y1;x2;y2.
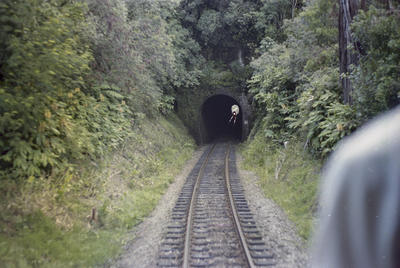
240;133;322;240
0;113;195;267
0;211;123;267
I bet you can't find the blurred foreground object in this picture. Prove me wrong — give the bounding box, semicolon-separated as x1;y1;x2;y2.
311;107;400;268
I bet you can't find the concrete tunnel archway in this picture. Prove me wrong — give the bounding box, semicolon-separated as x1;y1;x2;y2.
201;94;243;143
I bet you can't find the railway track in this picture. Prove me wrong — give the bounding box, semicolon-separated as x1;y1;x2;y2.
157;143;275;267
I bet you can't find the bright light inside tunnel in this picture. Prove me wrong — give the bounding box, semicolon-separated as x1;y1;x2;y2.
201;95;242;142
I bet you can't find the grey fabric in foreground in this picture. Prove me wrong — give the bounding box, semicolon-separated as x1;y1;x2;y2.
311;106;400;268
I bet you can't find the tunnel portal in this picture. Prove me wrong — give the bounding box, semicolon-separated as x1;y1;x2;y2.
201;94;243;142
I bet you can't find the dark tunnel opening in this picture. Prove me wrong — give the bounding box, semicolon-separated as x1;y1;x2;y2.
201;95;243;142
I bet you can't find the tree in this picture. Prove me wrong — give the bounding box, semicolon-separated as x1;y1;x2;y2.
339;0;361;104
339;0;399;104
0;0;95;179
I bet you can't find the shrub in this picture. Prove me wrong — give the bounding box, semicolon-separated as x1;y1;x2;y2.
351;7;400;120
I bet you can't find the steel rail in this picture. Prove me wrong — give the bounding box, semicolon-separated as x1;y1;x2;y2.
182;144;216;268
225;144;256;268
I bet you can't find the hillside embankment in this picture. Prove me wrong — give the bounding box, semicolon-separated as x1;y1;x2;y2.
0;114;195;267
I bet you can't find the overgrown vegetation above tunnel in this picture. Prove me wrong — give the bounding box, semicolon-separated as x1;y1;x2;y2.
175;0;400;157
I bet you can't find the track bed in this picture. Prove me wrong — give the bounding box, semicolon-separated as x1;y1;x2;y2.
157;143;275;267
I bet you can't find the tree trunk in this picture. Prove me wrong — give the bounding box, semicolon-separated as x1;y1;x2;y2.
360;0;367;10
387;0;393;10
292;0;298;18
339;0;360;104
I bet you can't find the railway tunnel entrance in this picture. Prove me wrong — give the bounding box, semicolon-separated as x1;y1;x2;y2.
201;94;243;143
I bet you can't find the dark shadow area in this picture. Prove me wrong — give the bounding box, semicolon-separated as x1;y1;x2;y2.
201;95;242;142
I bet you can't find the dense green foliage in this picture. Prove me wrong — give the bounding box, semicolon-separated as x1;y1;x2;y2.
179;0;303;61
0;0;201;181
248;0;399;156
0;0;96;180
351;7;400;120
